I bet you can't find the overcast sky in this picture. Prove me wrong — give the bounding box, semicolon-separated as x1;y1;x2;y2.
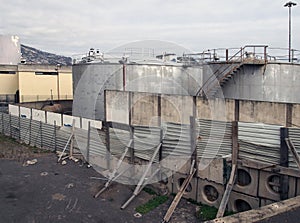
1;0;299;57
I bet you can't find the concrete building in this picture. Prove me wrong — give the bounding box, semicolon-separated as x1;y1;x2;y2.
0;64;72;104
0;35;72;105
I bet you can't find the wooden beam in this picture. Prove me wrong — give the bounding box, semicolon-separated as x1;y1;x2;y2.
286;138;300;169
121;143;162;209
216;163;237;218
94;139;132;198
162;160;196;223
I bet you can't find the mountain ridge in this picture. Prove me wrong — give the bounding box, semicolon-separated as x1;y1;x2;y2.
21;45;72;66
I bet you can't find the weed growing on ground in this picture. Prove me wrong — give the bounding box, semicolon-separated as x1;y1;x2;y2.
135;195;169;214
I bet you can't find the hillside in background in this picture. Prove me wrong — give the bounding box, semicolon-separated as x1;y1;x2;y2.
21;45;72;65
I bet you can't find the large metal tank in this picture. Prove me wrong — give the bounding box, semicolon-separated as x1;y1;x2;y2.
72;62;203;120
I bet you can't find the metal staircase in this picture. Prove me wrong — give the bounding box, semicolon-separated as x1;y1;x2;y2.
196;45;268;99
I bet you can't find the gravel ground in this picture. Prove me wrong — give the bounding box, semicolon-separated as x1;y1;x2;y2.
0;135;199;223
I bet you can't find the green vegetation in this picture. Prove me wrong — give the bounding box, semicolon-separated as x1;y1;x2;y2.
0;133;16;143
135;195;169;214
143;187;157;195
187;198;235;221
196;205;218;221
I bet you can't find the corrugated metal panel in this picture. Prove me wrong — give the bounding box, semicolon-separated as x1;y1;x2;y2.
20;117;30;144
2;113;11;136
109;128;130;157
41;122;55;151
287;128;300;168
162;122;191;158
30;121;42;148
196;119;232;158
10;115;20;140
56;127;72;152
133;125;161;162
238;122;282;165
88;128;107;157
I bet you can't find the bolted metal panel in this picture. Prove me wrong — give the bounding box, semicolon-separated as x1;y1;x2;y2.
196;119;232;158
287;128;300;168
238;122;282;165
162;122;191;158
133;125;161;162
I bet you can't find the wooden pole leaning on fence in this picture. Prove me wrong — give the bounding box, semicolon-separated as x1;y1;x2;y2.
216;121;238;218
94;139;133;198
58;119;75;163
285;138;300;169
162;160;196;223
70;119;76;158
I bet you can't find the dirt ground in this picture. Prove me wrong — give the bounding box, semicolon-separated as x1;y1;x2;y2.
0;135;200;223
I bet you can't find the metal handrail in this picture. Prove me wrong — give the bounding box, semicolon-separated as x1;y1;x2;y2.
196;45;268;97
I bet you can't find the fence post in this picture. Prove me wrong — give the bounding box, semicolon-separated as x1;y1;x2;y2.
9;113;12;137
232;121;239;165
45;110;47;124
1;113;4;134
70;119;75;157
86;121;91;163
18;115;21;141
29;115;32;145
40;121;43;148
280;127;289;200
54;121;57;152
190;116;197;168
104;122;111;170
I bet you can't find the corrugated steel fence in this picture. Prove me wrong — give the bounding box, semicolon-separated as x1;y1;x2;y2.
238;122;282;165
196;119;232;159
2;109;300;170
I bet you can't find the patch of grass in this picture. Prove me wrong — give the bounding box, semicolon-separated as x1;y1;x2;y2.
0;134;16;143
143;187;157;195
196;205;218;221
135;195;169;214
195;204;235;221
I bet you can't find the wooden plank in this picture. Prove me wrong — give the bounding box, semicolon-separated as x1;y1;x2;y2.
162;160;196;223
286;138;300;169
121;143;162;209
216;164;237;218
94;139;132;198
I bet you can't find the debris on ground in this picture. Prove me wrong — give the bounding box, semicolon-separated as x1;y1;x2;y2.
23;158;38;166
40;172;48;176
62;160;67;165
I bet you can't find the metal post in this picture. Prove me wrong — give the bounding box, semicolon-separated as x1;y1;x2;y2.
1;113;4;134
40;121;43;148
284;1;297;62
104;122;111;170
54;121;57;152
18;115;21;140
226;49;229;62
9;113;12;137
232;121;238;165
86;121;91;163
264;46;268;64
280;127;289;200
158;94;163;161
